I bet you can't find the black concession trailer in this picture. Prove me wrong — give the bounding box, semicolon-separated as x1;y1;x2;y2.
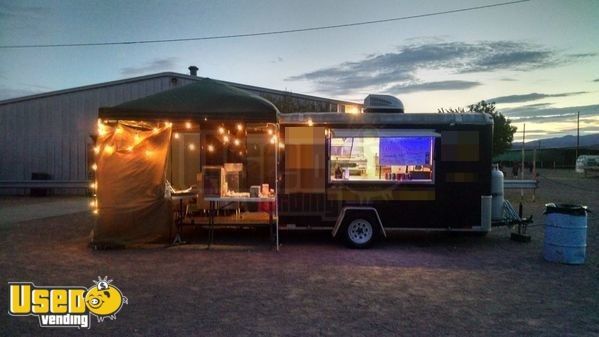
277;110;494;248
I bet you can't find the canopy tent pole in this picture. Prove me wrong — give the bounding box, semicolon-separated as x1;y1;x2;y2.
275;123;280;251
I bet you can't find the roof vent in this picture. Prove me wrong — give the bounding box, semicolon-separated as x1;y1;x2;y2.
188;65;198;76
363;94;404;113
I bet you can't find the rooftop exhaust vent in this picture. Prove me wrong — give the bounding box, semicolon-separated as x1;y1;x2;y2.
363;94;404;113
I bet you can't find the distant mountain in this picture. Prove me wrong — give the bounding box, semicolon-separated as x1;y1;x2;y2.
512;133;599;149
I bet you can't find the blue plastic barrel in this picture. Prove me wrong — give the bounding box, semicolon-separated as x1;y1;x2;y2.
543;203;589;264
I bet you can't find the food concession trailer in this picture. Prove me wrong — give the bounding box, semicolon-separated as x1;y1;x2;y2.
277;96;495;248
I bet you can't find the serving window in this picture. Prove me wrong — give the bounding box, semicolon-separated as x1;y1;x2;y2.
329;129;437;183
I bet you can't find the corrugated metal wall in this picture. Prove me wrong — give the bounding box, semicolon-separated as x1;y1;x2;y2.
0;76;197;194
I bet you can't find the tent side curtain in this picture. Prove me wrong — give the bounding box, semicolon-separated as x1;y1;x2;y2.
98;78;279;122
91;121;172;247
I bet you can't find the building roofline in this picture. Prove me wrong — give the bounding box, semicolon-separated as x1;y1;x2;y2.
0;72;362;107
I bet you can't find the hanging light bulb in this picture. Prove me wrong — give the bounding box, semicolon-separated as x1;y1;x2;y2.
91;163;97;171
90;182;96;189
165;121;172;128
93;146;100;154
267;129;273;135
234;139;240;146
89;200;96;207
93;209;99;215
218;126;225;134
236;123;243;131
188;143;196;151
104;145;114;155
223;135;230;143
185;121;192;129
308;119;314;127
270;135;277;144
207;144;214;152
173;132;180;139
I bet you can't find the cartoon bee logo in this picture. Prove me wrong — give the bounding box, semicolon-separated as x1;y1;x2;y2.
85;276;128;322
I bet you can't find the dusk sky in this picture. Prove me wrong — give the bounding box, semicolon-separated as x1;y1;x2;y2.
1;0;597;141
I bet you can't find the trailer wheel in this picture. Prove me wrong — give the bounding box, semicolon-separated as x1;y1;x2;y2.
342;215;378;248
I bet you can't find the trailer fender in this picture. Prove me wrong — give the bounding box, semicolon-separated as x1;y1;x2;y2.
332;207;387;238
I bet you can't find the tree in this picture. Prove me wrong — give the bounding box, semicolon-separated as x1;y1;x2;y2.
438;100;517;155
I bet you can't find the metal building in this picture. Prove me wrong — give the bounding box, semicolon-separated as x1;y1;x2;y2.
0;68;362;195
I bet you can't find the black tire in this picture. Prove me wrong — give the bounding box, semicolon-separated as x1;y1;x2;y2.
341;213;379;249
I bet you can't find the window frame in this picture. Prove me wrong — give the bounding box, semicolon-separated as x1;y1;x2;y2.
327;129;439;185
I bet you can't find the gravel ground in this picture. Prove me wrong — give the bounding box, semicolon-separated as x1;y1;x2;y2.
1;169;597;336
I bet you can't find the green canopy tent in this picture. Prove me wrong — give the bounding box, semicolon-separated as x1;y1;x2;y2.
92;79;280;248
99;78;279;121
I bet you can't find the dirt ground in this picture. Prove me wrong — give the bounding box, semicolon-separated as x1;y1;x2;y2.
1;169;598;336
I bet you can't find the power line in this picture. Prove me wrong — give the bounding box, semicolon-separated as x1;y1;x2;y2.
0;0;531;49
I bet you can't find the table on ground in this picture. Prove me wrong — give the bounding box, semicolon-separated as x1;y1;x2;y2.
204;196;277;250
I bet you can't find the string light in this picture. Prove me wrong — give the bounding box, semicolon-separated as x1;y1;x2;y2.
308;119;314;127
267;129;273;135
104;145;114;155
89;200;96;207
218;126;225;134
188;143;196;151
223;135;230;143
236;123;243;131
185;121;192;129
91;163;97;171
97;119;106;136
93;146;100;154
234;139;240;146
93;209;99;215
165;121;172;128
207;144;214;152
270;135;277;144
173;132;180;139
90;182;96;189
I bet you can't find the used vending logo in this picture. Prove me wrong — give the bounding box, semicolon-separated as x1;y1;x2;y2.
8;276;128;329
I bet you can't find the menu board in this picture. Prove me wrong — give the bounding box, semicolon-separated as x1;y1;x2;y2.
379;137;431;165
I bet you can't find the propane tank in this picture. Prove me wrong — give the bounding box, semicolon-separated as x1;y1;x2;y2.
491;164;504;221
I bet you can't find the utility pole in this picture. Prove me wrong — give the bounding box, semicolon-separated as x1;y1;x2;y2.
576;111;580;161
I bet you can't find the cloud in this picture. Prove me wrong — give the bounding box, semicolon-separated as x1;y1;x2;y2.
566;53;597;59
271;57;284;63
0;3;46;19
501;104;599;124
500;78;517;81
386;80;481;94
287;40;573;95
487;91;588;104
0;86;45;101
594;78;599;82
120;57;178;76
